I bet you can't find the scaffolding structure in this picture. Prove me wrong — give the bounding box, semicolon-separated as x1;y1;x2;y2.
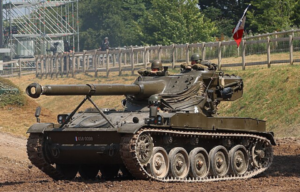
2;0;79;60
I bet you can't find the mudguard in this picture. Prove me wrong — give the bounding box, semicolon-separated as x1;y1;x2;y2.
27;123;54;133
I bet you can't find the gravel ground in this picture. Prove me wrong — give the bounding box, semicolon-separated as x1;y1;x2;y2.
0;133;299;192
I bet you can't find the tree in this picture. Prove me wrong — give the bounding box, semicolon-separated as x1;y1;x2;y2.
79;0;144;50
247;0;297;33
291;1;300;27
198;0;252;37
139;0;217;45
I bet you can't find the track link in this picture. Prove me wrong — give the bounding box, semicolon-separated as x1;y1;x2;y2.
120;128;273;182
27;133;65;180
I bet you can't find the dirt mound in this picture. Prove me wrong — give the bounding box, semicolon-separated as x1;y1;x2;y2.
0;135;299;191
0;98;57;137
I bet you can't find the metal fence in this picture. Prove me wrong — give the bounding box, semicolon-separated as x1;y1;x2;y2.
1;29;300;78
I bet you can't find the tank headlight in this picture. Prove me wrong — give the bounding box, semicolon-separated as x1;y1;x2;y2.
157;115;163;125
57;114;68;124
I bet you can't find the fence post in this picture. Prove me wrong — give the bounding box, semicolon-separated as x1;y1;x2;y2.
201;42;206;60
44;55;48;77
105;49;109;77
267;36;271;68
275;32;278;47
158;45;162;61
66;54;70;77
50;56;53;77
35;56;39;77
119;49;122;76
94;50;98;77
18;59;21;77
113;52;116;67
55;54;58;78
289;35;293;65
72;53;75;77
60;55;64;77
242;40;246;70
144;46;147;68
218;42;222;70
124;53;127;65
186;43;189;63
83;50;86;72
131;46;134;75
136;49;139;65
172;44;175;68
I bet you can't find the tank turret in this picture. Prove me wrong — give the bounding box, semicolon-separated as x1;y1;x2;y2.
26;69;243;116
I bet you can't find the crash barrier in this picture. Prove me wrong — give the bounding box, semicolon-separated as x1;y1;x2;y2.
1;29;300;78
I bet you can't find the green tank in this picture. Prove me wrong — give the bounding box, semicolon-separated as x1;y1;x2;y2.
25;63;275;182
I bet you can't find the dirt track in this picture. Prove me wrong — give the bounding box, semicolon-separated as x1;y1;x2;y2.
0;132;300;192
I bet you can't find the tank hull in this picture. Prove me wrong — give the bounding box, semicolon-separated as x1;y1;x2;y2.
27;112;275;181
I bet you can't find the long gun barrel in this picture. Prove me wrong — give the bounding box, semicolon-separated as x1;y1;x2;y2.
26;82;165;98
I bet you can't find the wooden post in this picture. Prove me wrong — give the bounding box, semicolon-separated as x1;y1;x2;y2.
119;49;122;76
55;54;59;78
35;56;39;77
158;46;162;61
267;36;271;68
289;35;293;65
45;56;49;77
18;59;21;77
94;50;98;77
82;51;86;72
66;54;70;77
147;48;150;63
136;50;139;65
144;46;147;68
124;53;127;65
72;53;75;77
201;42;206;60
242;40;246;70
60;55;64;77
106;49;110;77
172;44;175;68
50;56;53;78
113;52;116;67
186;43;189;63
131;46;134;75
218;41;222;70
275;32;278;47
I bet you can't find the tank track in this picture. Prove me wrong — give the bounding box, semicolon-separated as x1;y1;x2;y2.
27;133;65;180
120;128;273;182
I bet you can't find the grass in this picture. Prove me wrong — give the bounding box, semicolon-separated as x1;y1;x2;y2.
3;52;300;138
0;77;26;108
218;64;300;137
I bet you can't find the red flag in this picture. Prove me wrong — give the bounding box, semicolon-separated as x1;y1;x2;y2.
233;4;251;47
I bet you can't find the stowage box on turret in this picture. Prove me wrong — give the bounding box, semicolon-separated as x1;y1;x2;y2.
25;62;275;182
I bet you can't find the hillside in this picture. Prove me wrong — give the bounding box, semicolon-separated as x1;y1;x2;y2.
4;65;300;138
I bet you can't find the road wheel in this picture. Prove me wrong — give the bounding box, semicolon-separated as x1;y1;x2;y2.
229;145;249;175
189;147;210;178
169;147;190;179
149;147;169;178
209;146;229;177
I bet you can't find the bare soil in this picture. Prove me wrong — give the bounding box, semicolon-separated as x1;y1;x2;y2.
0;133;299;192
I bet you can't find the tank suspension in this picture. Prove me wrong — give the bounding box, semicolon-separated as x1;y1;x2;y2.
120;128;273;183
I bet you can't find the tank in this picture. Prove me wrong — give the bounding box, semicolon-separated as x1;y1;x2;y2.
25;63;275;182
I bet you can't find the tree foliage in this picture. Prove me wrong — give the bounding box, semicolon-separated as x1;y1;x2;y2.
77;0;300;50
78;0;216;49
247;0;297;33
198;0;251;37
